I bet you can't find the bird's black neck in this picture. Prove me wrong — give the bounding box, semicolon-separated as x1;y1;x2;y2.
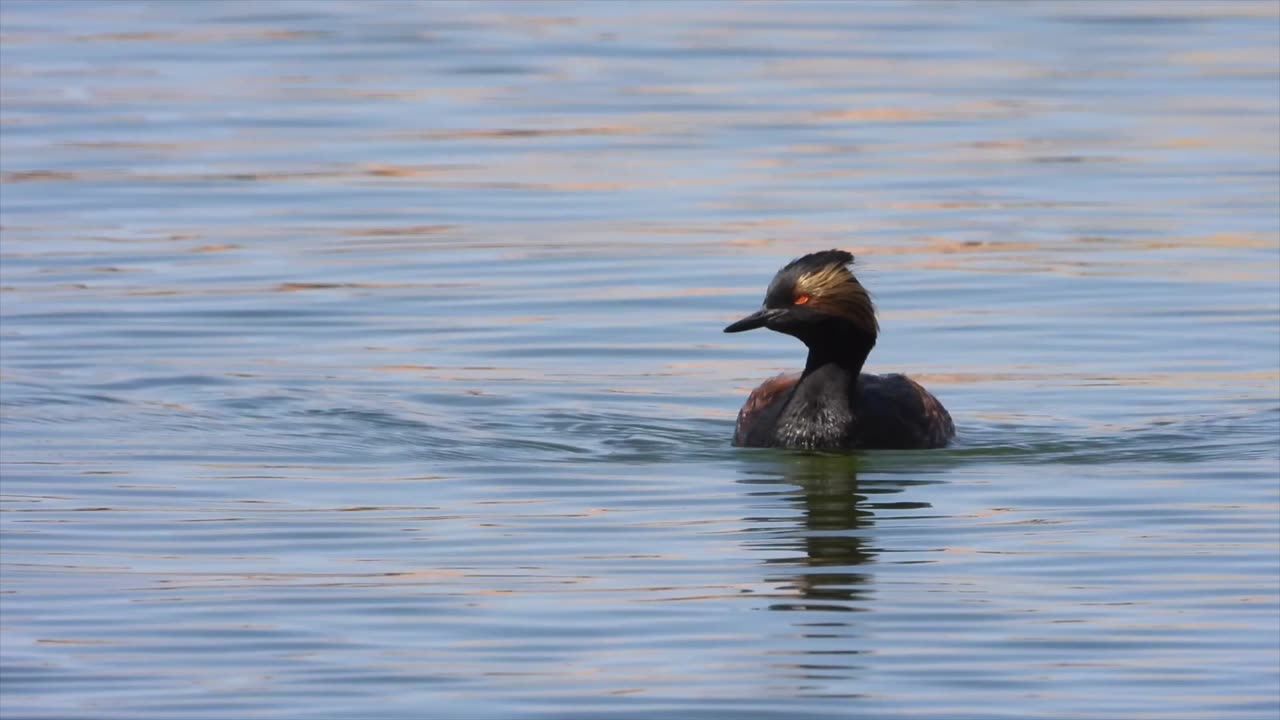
801;331;875;379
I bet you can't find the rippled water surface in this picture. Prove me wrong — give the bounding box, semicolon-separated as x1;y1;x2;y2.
2;2;1279;718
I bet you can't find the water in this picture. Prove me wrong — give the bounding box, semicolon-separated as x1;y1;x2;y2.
2;1;1278;718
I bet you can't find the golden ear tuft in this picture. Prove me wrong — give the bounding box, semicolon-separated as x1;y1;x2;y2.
794;263;852;297
793;261;877;336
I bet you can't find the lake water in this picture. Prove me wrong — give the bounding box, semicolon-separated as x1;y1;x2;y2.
2;1;1278;718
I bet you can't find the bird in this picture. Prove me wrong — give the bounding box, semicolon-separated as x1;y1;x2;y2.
724;249;954;450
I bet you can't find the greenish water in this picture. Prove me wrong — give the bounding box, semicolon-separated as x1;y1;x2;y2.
2;2;1278;718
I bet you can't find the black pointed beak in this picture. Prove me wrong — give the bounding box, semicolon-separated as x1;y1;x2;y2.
724;307;782;333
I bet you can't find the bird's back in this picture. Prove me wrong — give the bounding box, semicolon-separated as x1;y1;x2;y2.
849;372;954;449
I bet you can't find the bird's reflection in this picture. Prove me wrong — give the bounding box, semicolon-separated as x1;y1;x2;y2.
740;453;932;613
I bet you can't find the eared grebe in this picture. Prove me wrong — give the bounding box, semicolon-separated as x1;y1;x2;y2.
724;250;954;450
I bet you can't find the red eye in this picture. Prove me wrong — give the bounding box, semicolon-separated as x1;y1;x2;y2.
794;295;810;305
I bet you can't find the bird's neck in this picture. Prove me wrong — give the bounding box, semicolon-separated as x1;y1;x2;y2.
801;333;874;378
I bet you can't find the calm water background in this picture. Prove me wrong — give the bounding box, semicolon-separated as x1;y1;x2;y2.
2;1;1278;718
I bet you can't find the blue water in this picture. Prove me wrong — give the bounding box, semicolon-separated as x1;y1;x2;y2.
2;2;1278;718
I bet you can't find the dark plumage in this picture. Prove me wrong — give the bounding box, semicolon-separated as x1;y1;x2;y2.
725;250;954;450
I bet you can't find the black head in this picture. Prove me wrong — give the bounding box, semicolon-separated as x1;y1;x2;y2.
724;249;878;346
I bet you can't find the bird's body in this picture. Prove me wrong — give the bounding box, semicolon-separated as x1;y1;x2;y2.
725;250;954;450
733;370;954;450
